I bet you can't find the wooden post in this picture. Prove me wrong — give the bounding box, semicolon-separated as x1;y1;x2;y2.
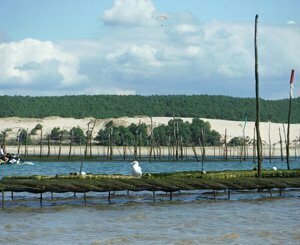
224;129;228;160
268;121;272;163
88;120;97;158
84;122;90;160
253;127;256;164
200;129;205;171
47;134;51;158
40;193;43;206
17;130;22;155
192;145;199;162
58;131;63;160
153;190;156;203
279;128;284;161
25;128;29;156
2;190;4;208
39;128;43;158
254;14;262;178
122;133;126;160
69;131;73;159
286;70;295;169
108;191;111;204
84;192;87;206
149;117;154;162
139;132;142;160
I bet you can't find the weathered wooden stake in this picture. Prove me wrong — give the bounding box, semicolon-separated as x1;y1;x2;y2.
279;128;284;161
153;190;156;203
25;128;29;156
84;192;87;206
228;189;231;200
268;121;272;163
69;131;73;159
224;129;228;160
58;131;63;159
108;191;111;204
254;14;262;178
47;134;51;158
39;128;43;158
2;190;4;208
286;70;295;170
40;193;43;206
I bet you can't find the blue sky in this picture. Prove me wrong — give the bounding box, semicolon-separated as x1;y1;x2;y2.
0;0;299;98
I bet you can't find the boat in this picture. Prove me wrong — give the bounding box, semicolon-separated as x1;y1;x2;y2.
0;154;23;165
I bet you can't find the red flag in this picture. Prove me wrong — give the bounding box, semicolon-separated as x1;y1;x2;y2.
290;70;295;98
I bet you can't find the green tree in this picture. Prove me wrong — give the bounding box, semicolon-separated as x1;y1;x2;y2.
70;127;85;144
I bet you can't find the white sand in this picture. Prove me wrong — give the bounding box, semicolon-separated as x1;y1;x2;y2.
0;116;299;144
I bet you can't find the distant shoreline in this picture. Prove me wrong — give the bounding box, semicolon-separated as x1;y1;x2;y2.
5;145;300;162
1;116;300;144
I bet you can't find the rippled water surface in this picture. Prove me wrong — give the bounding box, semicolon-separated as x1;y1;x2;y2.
0;159;299;244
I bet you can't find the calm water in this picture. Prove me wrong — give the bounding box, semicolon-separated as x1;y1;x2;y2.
0;160;299;244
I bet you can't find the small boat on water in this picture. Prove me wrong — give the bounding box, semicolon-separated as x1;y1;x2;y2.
0;154;23;165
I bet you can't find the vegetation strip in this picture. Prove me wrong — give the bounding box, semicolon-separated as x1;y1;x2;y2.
1;95;299;122
1;170;299;193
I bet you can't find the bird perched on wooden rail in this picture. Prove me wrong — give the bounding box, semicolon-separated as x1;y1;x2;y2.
130;161;142;177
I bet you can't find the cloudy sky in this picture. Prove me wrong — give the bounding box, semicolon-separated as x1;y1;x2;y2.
0;0;299;99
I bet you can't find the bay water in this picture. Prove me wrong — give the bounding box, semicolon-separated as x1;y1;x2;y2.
0;160;299;244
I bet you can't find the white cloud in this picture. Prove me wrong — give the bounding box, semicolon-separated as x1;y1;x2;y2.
175;24;198;34
0;39;87;90
102;0;156;26
287;20;296;25
1;0;299;99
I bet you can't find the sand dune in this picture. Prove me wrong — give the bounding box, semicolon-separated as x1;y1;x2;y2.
0;116;299;144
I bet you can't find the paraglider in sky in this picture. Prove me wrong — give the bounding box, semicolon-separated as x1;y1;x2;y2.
156;15;168;27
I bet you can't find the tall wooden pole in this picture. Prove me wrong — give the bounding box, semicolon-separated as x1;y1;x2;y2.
58;131;63;159
39;128;43;158
268;121;272;163
279;128;284;161
254;15;262;178
286;69;295;169
224;129;228;160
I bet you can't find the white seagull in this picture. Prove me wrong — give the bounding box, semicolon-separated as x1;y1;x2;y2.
131;161;142;177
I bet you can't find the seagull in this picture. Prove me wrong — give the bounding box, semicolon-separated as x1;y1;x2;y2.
272;166;277;171
80;171;86;177
131;161;142;177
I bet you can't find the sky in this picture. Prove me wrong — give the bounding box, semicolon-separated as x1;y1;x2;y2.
0;0;299;99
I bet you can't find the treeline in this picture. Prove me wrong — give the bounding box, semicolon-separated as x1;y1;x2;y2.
6;118;221;147
0;95;299;123
96;118;221;147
